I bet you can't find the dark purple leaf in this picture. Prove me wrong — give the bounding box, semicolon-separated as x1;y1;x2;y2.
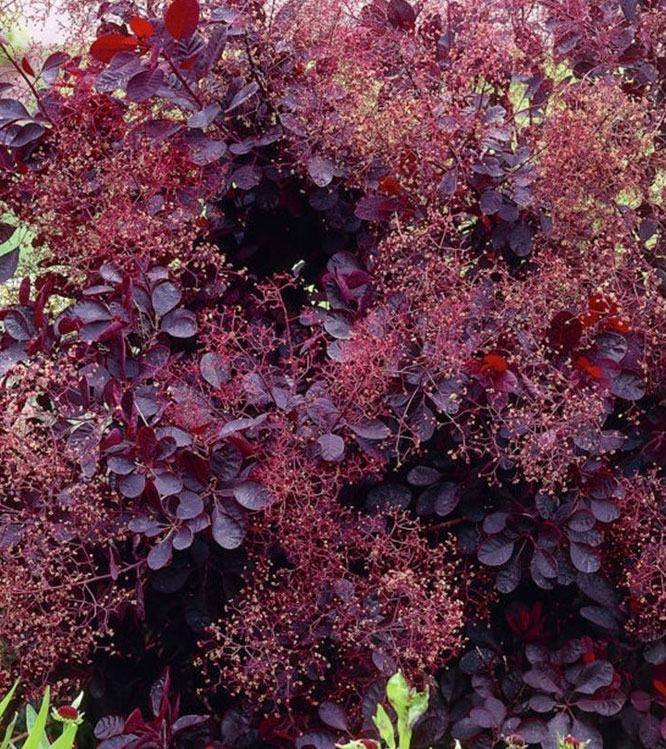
529;695;556;713
480;190;502;215
571;718;602;749
108;456;135;475
478;535;515;566
439;167;458;196
189;138;227;165
418;482;459;517
151;281;182;317
118;471;146;498
41;52;69;84
517;719;548;744
3;310;32;341
210;443;242;482
569;541;600;573
523;664;563;695
176;491;204;519
148;536;173;570
172;715;208;734
94;716;125;740
580;605;618;630
407;466;442;486
575;660;614;694
349;419;390;440
233;481;273;511
482;512;508;534
0;345;26;377
568;510;595;532
149;669;171;719
126;69;165;102
318;702;348;731
640;714;661;748
354;195;397;222
227;81;259;112
154;471;183;497
172;526;194;550
595;332;627;362
295;733;336;749
318;433;345;461
0;223;16;244
161;309;198;338
644;641;666;664
212;499;247;548
200;352;229;389
509;222;532;256
496;555;521;593
98;736;137;749
128;517;166;536
544;712;571;749
188;103;221;128
219;415;267;437
0;99;30;124
308;156;335;188
7;122;44;148
231;164;262;189
611;370;645;401
366;483;411;510
532;548;558;578
590;500;619;523
73;300;112;323
0;247;19;283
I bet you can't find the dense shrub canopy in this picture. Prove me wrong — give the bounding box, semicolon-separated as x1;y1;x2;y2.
4;1;666;748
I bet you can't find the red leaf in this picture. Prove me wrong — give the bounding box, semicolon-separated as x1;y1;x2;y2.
164;0;200;40
21;57;35;76
482;352;509;373
90;34;138;63
129;15;155;38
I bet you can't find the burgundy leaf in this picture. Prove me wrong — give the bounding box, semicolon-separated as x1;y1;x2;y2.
165;0;200;40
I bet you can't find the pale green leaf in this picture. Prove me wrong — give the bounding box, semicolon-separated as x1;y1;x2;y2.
372;704;395;749
406;687;429;729
386;673;410;721
0;682;18;722
49;722;78;749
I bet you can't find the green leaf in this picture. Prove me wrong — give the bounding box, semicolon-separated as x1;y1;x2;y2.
386;673;410;721
50;722;78;749
405;687;429;729
0;712;17;749
335;742;368;749
24;705;49;749
0;682;18;722
373;704;396;749
22;688;49;749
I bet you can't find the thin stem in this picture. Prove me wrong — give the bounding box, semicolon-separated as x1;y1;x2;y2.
0;41;52;122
